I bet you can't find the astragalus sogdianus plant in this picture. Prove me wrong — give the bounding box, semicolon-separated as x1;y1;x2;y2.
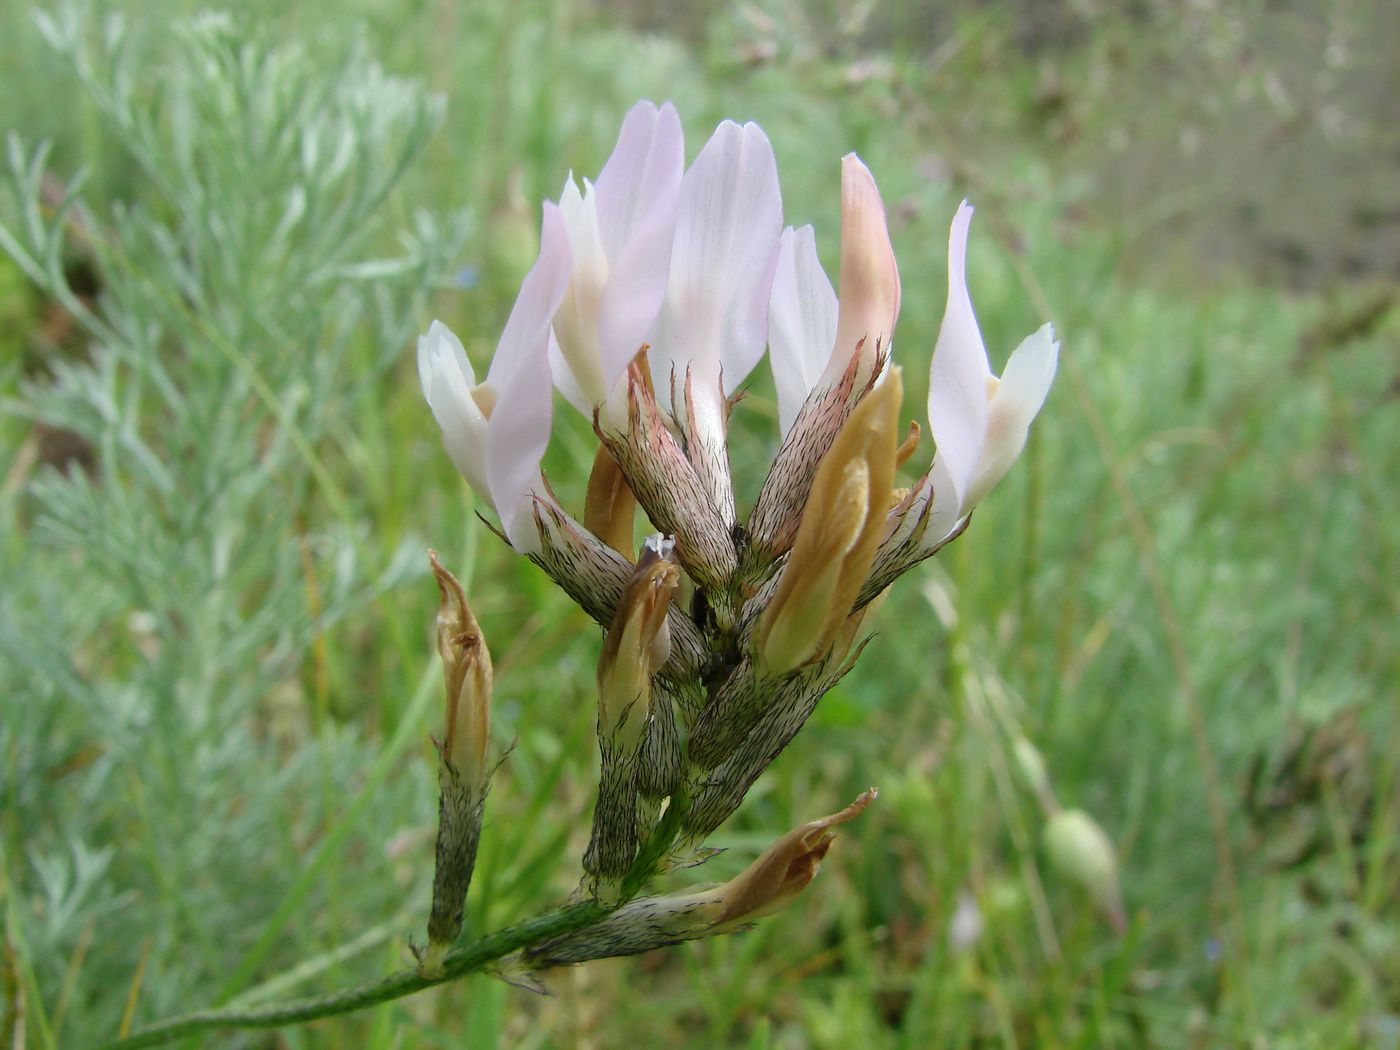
417;100;1058;975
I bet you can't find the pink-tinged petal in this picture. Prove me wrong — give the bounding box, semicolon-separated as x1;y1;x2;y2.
595;101;684;392
824;154;901;385
418;320;490;500
649;119;783;413
965;323;1058;507
485;202;573;552
769;225;837;434
594;101;673;257
926;201;991;515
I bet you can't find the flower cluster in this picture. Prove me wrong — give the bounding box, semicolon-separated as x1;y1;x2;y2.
416;101;1056;963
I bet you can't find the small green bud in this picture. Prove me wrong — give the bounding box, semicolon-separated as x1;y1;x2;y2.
1044;808;1126;933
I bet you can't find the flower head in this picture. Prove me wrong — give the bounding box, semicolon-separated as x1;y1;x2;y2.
416;106;1059;914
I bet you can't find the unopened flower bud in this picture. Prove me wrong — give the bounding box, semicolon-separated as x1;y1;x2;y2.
757;371;902;673
430;551;492;794
596;535;679;753
527;499;706;682
528;790;876;969
710;787;877;930
586;536;680;896
1044;808;1126;934
422;552;495;972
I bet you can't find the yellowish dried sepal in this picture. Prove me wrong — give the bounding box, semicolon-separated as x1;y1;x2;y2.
712;788;877;930
757;370;903;673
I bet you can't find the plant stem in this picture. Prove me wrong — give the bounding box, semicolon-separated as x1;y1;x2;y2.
102;784;694;1047
620;784;691;900
99;901;603;1050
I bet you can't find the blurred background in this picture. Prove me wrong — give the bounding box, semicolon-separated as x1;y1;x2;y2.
1;0;1396;1046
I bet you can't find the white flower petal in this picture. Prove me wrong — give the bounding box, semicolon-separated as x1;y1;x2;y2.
649;119;783;414
769;225;837;434
594;101;677;257
965;323;1058;507
486;202;574;552
418;320;490;500
595;101;684;392
924;455;966;551
926;200;991;516
418;318;475;398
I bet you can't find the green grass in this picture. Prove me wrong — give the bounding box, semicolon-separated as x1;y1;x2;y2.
2;2;1396;1047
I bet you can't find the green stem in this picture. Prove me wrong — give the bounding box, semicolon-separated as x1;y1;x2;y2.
101;788;694;1048
619;784;691;900
100;902;603;1050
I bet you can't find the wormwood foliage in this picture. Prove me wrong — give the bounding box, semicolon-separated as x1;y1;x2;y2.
0;9;463;1041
